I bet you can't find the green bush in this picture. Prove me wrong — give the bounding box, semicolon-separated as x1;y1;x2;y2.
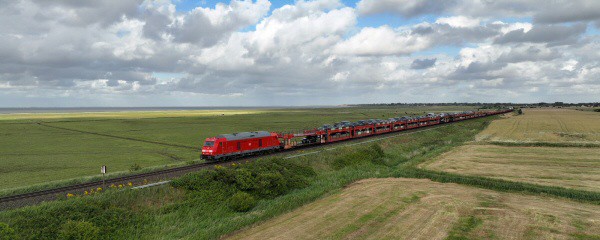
332;144;385;169
58;220;100;240
234;168;255;191
227;192;257;212
4;196;135;239
171;158;316;203
0;222;16;240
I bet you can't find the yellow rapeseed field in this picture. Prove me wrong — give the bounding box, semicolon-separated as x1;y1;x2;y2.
476;108;600;143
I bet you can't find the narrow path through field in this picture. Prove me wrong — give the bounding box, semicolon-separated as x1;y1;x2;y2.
36;122;197;150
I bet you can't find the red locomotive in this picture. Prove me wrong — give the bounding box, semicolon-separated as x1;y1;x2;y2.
201;109;512;161
201;131;280;161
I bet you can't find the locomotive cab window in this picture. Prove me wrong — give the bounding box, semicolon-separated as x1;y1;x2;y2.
204;141;215;147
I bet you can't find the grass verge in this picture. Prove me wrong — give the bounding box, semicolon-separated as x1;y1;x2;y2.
0;159;204;198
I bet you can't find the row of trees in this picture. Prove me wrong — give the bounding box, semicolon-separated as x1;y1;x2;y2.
352;102;600;108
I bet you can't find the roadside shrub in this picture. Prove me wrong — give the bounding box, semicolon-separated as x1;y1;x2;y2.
171;158;316;204
0;222;16;240
369;143;385;157
5;197;135;240
58;220;100;240
253;172;287;198
234;168;255;191
227;192;257;212
594;109;600;112
332;144;385;169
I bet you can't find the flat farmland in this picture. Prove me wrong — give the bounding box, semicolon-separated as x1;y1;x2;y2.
421;144;600;192
229;178;600;240
0;106;475;192
423;107;600;192
0;109;270;121
0;122;196;191
477;108;600;143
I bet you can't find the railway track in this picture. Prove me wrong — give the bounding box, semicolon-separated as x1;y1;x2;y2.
0;114;503;210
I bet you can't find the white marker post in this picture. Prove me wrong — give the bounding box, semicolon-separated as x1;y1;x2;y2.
101;165;107;188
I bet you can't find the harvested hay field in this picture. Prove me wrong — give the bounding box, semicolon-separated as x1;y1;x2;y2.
228;178;600;240
420;144;600;192
477;108;600;144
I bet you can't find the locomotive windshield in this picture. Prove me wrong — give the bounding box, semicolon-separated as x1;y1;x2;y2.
203;141;215;147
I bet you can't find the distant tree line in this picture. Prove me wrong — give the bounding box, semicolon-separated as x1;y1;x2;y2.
351;102;600;108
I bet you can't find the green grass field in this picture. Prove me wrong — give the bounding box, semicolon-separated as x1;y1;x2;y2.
0;106;476;192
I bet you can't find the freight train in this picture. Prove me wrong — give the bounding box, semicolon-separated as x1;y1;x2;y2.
200;109;512;161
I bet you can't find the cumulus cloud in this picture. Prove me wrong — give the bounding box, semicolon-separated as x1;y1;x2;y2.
31;0;142;27
0;0;599;106
333;26;430;56
357;0;600;24
333;17;501;56
410;58;437;69
494;23;587;46
357;0;456;18
435;16;480;28
142;0;271;46
532;0;600;23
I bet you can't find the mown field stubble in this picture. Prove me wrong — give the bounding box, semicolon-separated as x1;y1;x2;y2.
477;108;600;144
421;108;600;192
0;106;474;192
421;144;600;192
229;178;600;240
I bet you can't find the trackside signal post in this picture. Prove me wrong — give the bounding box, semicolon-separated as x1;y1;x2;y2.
101;165;107;188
